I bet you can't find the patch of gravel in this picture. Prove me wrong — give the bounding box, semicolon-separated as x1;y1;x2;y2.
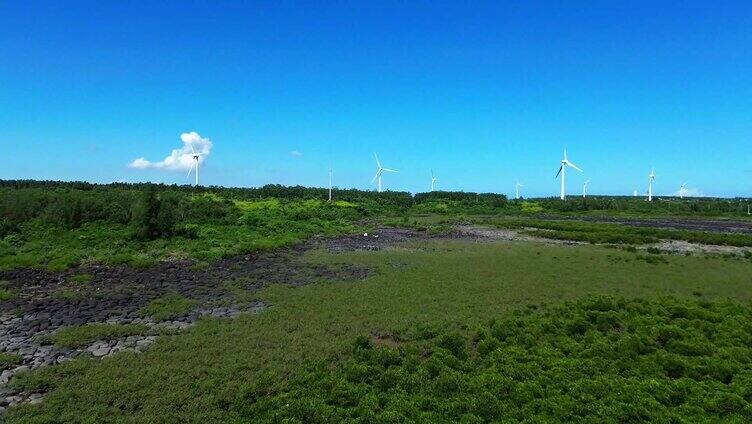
452;225;584;245
310;228;425;252
647;240;751;255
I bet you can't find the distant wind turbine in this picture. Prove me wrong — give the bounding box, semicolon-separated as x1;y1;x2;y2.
633;189;638;197
372;153;397;193
582;180;590;198
679;182;687;199
515;180;523;200
555;149;583;200
186;142;205;186
328;168;333;202
648;168;656;202
430;170;438;191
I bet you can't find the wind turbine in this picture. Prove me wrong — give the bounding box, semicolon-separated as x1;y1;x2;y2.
515;180;523;200
679;182;687;199
555;149;583;200
328;168;333;202
430;169;438;191
582;180;590;198
371;153;397;192
648;168;656;202
186;142;205;186
633;189;638;197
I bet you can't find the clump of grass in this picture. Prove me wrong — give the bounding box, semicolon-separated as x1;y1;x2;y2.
0;287;16;301
247;297;752;422
636;254;669;265
0;352;22;370
69;274;94;284
40;323;149;349
139;294;197;321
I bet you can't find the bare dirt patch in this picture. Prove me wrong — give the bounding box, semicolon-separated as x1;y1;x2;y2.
371;332;401;348
452;225;584;245
648;240;751;255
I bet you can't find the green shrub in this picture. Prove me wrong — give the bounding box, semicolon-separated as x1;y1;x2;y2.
0;352;22;370
139;294;197;321
242;297;752;422
0;288;16;301
131;186;178;241
69;274;94;284
41;323;149;348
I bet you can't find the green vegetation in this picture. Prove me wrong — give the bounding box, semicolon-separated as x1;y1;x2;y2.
68;274;94;284
6;240;752;422
40;323;150;349
0;288;15;301
139;294;197;321
2;180;751;270
250;297;752;422
0;352;22;370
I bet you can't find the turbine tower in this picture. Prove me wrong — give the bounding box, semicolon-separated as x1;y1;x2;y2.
515;180;523;200
648;168;656;202
582;180;590;198
328;168;333;202
679;182;687;199
371;153;398;193
186;142;205;186
430;170;438;191
555;149;583;200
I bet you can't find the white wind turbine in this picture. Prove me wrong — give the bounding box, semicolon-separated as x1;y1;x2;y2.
555;149;583;200
515;180;523;200
372;153;398;192
648;168;656;202
582;180;590;198
186;142;205;186
430;170;438;191
679;182;687;199
328;168;333;202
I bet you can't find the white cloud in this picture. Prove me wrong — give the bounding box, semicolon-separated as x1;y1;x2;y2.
290;150;302;157
128;131;212;171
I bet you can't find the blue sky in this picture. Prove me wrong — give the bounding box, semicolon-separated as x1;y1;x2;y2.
2;1;751;198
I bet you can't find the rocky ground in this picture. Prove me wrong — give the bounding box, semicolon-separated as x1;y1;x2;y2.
0;229;421;412
546;215;752;234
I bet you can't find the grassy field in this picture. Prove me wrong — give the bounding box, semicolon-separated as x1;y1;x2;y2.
6;239;752;422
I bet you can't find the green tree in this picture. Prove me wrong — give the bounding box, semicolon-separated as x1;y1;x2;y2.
131;186;176;240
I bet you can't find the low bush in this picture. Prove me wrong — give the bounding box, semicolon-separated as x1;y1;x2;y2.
139;294;197;321
242;297;752;422
69;274;93;284
41;323;149;348
0;352;22;370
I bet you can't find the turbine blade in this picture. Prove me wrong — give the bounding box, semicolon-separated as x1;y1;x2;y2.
568;161;583;172
382;168;398;173
186;165;194;178
374;153;381;168
371;171;380;184
555;165;563;178
190;142;196;155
